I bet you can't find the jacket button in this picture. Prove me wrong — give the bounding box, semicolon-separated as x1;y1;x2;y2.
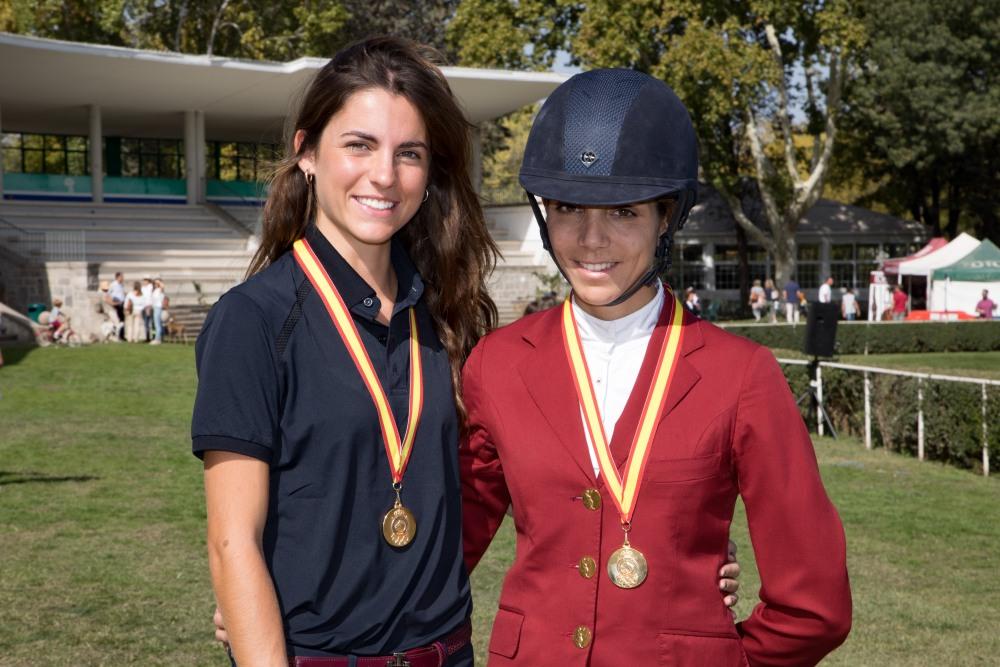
578;556;597;579
582;488;601;511
363;297;375;308
573;626;592;649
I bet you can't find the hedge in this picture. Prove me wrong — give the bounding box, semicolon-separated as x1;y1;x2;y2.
723;320;1000;355
778;363;1000;474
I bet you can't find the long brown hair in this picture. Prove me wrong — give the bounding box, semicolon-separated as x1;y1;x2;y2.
248;36;498;421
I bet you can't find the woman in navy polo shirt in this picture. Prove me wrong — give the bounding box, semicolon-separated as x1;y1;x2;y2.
192;37;497;665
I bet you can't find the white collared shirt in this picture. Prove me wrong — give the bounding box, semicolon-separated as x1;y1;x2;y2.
572;282;664;478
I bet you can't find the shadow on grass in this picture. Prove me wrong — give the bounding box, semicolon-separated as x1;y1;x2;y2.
0;345;40;367
0;470;99;486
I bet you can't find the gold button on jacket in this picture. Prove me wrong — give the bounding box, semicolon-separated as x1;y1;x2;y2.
581;488;601;510
573;626;593;649
578;556;596;579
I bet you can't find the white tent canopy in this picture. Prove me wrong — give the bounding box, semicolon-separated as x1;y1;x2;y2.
897;232;980;279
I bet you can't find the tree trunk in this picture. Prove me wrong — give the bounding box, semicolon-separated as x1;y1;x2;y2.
927;174;942;236
735;223;750;318
772;235;797;292
946;180;961;239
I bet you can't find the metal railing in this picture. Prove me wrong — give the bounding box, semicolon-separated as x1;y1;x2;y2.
0;216;86;262
778;358;998;476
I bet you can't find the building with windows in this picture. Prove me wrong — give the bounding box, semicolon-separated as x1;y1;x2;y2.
0;33;567;336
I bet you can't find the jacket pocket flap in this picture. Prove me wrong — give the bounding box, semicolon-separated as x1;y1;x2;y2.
647;453;722;483
488;607;524;658
657;631;749;666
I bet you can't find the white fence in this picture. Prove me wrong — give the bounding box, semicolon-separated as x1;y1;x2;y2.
777;359;998;477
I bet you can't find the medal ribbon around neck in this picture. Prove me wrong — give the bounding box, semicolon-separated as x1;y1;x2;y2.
293;238;423;483
561;290;685;524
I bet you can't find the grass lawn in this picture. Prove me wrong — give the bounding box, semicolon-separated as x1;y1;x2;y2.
771;349;1000;380
2;345;1000;665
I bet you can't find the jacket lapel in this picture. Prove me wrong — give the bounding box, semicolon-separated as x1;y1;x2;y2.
517;309;597;483
607;300;704;467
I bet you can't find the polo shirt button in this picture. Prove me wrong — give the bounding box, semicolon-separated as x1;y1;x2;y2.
578;556;596;579
363;297;374;308
582;488;601;511
573;626;592;649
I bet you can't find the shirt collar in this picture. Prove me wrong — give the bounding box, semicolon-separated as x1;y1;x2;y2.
572;280;664;345
304;224;425;321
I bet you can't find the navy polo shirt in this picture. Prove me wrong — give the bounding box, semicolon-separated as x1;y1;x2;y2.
191;225;471;656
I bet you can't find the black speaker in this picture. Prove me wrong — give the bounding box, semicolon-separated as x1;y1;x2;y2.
803;302;839;358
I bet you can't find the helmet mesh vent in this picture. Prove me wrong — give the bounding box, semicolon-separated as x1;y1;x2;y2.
562;70;647;177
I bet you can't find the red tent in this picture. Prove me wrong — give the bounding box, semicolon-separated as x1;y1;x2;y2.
882;238;948;276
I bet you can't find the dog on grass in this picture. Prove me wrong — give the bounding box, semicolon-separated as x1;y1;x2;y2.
166;315;189;345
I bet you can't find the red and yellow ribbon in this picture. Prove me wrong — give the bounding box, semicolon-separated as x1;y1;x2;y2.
561;291;685;523
293;238;423;483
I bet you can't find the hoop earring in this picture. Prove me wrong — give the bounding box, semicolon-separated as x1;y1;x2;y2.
422;189;429;203
305;171;315;186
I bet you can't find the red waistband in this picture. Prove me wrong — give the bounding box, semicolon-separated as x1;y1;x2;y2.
290;621;471;667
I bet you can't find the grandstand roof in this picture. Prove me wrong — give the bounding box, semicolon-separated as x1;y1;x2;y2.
0;33;568;141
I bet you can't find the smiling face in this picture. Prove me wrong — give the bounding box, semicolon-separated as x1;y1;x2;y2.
297;88;430;258
545;200;667;320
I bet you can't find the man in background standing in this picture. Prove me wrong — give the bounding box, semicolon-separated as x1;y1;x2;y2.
818;276;834;303
975;289;996;319
841;287;859;321
108;272;127;340
784;276;801;324
140;277;154;342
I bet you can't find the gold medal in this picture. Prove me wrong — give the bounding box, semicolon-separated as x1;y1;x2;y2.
607;542;648;589
382;497;417;547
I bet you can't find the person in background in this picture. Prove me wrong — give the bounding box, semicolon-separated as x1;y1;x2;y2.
891;285;908;321
99;280;123;339
48;298;67;341
109;272;127;340
150;278;167;345
784;276;801;324
975;289;996;319
749;279;766;322
140;277;155;342
841;287;859;321
764;278;780;323
124;281;146;342
798;289;809;319
684;286;701;316
818;276;834;304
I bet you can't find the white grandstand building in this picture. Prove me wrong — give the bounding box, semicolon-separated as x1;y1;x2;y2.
0;33;567;341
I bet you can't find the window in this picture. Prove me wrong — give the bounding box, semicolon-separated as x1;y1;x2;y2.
1;132;89;175
120;138;183;178
713;245;770;290
796;244;820;288
664;243;705;290
206;141;280;182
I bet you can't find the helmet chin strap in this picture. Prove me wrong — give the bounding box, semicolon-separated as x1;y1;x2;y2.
526;190;683;310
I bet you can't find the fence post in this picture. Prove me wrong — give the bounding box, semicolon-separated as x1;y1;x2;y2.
816;365;824;437
917;378;925;461
864;371;872;450
983;384;990;478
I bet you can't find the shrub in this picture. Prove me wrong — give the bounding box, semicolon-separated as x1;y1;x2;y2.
726;320;1000;355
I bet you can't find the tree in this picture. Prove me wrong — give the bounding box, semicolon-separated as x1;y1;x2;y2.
4;0;460;60
840;0;1000;244
450;0;865;287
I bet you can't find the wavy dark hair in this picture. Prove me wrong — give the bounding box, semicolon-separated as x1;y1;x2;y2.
247;36;498;421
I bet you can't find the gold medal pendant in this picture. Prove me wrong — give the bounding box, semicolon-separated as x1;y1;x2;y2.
607;541;648;589
382;498;417;547
382;484;416;548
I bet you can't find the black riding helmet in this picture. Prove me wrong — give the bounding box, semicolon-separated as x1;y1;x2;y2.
519;68;699;307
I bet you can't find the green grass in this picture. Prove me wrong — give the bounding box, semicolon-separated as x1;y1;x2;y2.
2;346;1000;665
